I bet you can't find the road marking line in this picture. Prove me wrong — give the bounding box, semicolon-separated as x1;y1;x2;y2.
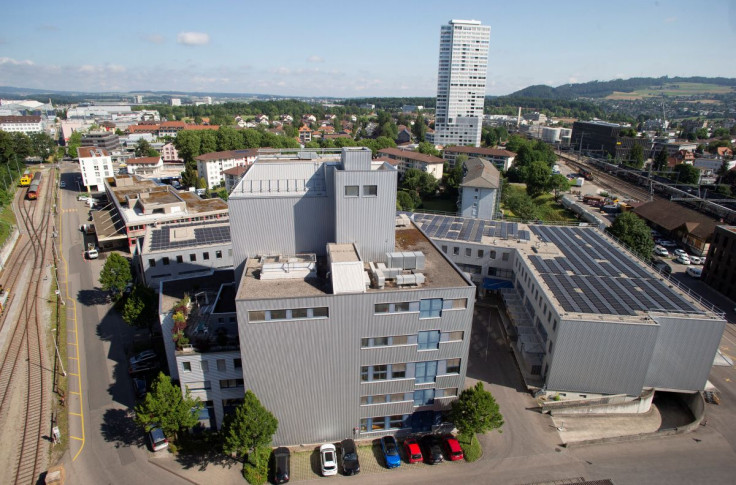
70;436;83;441
68;373;79;377
67;342;78;346
70;412;82;417
70;391;80;395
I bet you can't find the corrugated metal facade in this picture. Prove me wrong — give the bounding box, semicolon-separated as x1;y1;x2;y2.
548;319;659;396
334;168;397;263
236;286;475;446
644;315;725;391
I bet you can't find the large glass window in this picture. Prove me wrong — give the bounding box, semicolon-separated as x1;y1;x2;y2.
363;185;378;196
415;361;438;383
446;358;461;374
388;415;405;429
413;389;435;406
373;365;388;381
391;363;406;379
419;299;443;318
345;185;359;197
417;331;441;350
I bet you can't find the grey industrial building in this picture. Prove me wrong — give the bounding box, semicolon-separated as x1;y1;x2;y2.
228;148;476;445
81;130;120;151
413;214;726;399
571;120;650;160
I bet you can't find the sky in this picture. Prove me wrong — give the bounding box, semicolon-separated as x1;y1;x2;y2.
1;0;736;98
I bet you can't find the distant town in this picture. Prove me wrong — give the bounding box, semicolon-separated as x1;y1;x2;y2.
0;17;736;485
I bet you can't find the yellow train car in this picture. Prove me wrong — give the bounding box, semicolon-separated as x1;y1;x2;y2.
20;170;33;186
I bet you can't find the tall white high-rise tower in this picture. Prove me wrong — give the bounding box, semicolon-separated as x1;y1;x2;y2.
432;19;490;147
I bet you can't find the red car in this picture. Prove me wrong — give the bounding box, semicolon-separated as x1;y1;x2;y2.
403;437;423;464
443;435;464;461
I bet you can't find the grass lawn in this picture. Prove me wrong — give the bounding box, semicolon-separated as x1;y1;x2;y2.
0;202;17;248
457;432;482;462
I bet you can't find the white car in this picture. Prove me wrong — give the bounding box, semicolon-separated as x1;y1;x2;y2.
675;254;691;265
686;267;702;278
689;255;702;265
673;249;688;258
320;443;338;476
654;246;669;257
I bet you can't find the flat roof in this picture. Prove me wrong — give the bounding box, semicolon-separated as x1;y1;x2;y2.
236;219;470;301
160;270;235;314
143;220;231;254
412;214;716;322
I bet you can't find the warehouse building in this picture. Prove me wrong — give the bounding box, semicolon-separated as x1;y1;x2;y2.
413;214;726;399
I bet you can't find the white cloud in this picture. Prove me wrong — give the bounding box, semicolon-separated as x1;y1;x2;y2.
143;34;165;44
307;55;324;63
0;57;34;66
177;32;210;46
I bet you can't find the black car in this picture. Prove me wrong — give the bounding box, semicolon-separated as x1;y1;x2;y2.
273;447;290;483
128;360;160;375
419;435;444;464
340;438;361;475
132;377;147;398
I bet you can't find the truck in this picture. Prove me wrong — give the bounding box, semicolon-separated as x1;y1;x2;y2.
573;177;585;187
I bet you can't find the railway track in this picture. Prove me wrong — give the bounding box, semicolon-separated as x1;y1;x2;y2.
0;169;56;484
558;153;656;203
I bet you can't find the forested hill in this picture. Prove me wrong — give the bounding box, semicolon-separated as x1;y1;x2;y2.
510;76;736;99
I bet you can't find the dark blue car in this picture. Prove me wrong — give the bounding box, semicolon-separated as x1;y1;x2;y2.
380;436;401;468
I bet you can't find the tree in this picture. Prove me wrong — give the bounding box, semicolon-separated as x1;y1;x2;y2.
99;253;132;297
445;156;466;191
671;163;700;185
401;168;438;198
11;132;33;160
122;285;157;328
653;148;668;172
525;161;552;198
412;113;427;142
396;190;417;211
548;173;570;201
417;142;441;158
65;131;81;154
29;133;57;161
174;130;201;163
134;372;202;439
449;382;504;436
221;390;278;459
606;212;654;260
196;177;207;190
180;168;198;188
134;138;158;157
626;144;645;169
216;126;242;151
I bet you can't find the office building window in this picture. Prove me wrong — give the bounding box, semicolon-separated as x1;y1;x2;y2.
413;389;435;406
453;247;460;255
345;185;359;197
149;259;156;267
477;249;484;258
446;358;461;374
186;381;211;391
363;185;378;196
446;331;464;341
373;365;388;380
190;254;196;262
417;331;441;350
220;379;244;389
374;302;417;314
217;359;226;372
234;358;242;369
391;363;406;379
420;299;443;318
388;415;405;429
465;248;471;257
216;250;222;259
176;255;183;263
443;387;459;397
182;362;191;372
203;252;210;260
415;361;438;384
389;393;406;402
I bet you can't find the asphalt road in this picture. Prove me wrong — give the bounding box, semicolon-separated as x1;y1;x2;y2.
56;164;186;484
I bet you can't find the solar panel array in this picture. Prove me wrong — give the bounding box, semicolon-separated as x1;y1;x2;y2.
413;214;530;242
149;221;231;252
529;225;701;316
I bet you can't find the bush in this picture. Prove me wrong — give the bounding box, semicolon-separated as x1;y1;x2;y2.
243;445;271;485
457;432;482;462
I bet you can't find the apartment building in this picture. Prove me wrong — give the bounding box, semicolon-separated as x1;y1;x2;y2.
432;19;491;147
443;146;516;171
228;147;475;445
223;165;248;193
459;158;501;220
377;147;445;179
78;147;114;191
81;131;120;151
196;149;258;189
126;156;163;176
0;115;43;135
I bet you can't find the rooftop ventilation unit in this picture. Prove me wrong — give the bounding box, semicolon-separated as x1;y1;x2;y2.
386;251;425;270
259;254;317;280
396;273;426;287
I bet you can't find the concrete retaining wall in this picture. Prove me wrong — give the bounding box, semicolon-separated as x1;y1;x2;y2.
564;392;706;448
548;389;654;416
0;228;19;270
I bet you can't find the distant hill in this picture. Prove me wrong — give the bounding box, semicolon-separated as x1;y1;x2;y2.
510;76;736;100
